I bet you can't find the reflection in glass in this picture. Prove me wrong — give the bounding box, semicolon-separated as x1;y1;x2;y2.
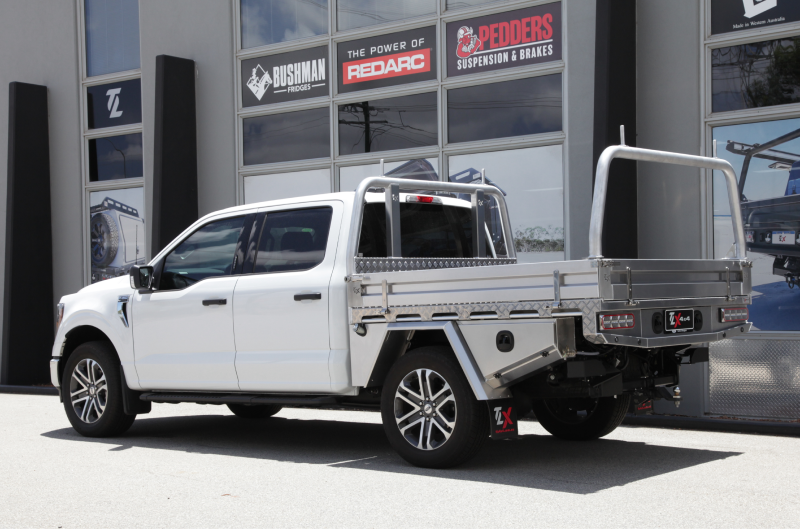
338;92;437;155
241;0;328;49
337;0;434;31
446;0;499;9
89;188;145;283
339;158;438;191
712;119;800;331
254;207;333;273
712;37;800;113
449;145;563;263
244;169;331;204
243;107;330;165
88;133;143;182
85;0;140;77
447;74;562;143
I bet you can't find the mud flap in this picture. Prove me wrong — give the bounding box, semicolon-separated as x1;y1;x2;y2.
487;398;518;440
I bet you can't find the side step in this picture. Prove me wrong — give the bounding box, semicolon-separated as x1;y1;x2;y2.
139;392;339;406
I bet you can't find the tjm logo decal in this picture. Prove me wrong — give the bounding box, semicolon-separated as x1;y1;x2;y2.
743;0;777;19
106;88;123;119
494;406;514;429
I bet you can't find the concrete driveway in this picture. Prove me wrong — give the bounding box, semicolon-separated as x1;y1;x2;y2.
1;393;797;528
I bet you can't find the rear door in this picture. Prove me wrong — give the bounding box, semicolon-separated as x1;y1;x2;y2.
233;201;341;392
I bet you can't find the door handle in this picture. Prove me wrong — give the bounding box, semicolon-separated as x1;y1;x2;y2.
202;299;227;306
294;293;322;301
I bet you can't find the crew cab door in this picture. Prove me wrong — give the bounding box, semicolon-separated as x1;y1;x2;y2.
132;213;254;391
233;201;341;392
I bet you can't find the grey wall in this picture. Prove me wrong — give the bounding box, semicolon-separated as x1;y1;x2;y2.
565;0;596;260
636;0;703;260
637;0;705;416
0;1;83;367
140;0;238;256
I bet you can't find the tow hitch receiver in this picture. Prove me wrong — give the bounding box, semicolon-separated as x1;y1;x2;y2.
488;398;518;440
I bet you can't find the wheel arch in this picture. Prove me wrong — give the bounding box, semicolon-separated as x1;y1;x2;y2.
57;325;115;391
355;321;511;401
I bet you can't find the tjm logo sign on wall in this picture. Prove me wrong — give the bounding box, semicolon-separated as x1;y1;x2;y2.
337;26;437;94
241;46;329;107
711;0;800;34
86;78;142;130
446;3;562;78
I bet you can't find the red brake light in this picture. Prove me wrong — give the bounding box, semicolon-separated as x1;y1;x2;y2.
405;195;441;204
599;313;635;330
417;195;434;203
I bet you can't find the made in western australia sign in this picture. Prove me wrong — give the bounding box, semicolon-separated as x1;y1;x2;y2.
337;26;437;94
446;2;562;78
241;46;329;107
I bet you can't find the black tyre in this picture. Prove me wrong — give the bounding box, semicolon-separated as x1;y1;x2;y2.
227;403;282;419
90;212;118;267
62;341;136;437
381;346;489;469
532;395;631;441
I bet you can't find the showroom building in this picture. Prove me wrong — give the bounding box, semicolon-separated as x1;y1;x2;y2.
0;0;798;421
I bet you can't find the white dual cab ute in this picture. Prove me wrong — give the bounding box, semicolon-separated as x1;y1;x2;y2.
51;141;753;468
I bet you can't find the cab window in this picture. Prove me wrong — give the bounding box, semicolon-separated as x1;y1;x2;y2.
160;216;246;290
253;207;332;274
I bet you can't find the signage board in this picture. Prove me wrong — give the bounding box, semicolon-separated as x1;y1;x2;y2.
711;0;800;34
87;79;141;129
446;2;562;78
241;46;329;107
337;26;437;94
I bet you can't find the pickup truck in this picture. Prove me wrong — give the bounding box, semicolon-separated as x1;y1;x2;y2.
50;141;753;468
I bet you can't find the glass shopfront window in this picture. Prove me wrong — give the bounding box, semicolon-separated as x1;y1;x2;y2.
241;0;328;49
244;168;331;203
449;145;563;263
89;188;145;283
446;0;499;9
447;74;562;143
337;0;435;32
339;158;438;191
243;107;330;165
88;133;143;182
712;37;800;113
84;0;140;77
338;92;437;155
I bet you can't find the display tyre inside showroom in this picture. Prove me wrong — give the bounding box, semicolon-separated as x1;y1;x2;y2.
90;212;118;267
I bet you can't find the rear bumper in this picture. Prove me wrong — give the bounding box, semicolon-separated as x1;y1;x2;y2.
590;322;751;348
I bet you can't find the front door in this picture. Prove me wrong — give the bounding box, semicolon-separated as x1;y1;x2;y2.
234;202;341;392
133;215;249;391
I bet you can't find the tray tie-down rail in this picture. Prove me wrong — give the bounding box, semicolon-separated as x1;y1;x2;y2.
589;126;747;262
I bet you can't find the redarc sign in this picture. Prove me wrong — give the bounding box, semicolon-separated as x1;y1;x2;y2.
337;26;437;94
446;3;562;78
241;46;329;107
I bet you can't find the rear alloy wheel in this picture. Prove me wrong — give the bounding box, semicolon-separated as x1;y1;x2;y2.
532;395;630;441
381;347;488;468
62;341;136;437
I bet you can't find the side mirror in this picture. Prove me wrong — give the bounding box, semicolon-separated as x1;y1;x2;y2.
129;265;154;290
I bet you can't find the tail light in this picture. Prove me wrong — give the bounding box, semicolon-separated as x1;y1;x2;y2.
599;313;635;330
720;307;748;323
405;195;441;204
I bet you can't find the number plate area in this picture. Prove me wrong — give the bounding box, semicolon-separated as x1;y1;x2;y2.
773;231;795;245
664;309;694;333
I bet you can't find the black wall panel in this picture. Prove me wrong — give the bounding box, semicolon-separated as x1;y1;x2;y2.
152;55;198;254
593;0;637;259
2;82;54;385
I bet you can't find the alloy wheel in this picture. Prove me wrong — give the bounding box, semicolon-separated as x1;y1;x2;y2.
394;368;457;451
69;359;108;423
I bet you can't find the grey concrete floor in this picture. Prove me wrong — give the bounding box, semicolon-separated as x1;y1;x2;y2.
1;394;798;528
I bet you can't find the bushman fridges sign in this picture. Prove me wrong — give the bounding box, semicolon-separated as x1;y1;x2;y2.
337;26;437;94
241;46;329;107
446;3;562;77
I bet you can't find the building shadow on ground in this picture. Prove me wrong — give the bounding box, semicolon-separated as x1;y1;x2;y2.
42;412;741;494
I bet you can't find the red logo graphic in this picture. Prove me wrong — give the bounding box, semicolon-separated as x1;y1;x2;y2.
342;49;431;85
494;406;514;428
456;26;482;58
673;312;682;327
